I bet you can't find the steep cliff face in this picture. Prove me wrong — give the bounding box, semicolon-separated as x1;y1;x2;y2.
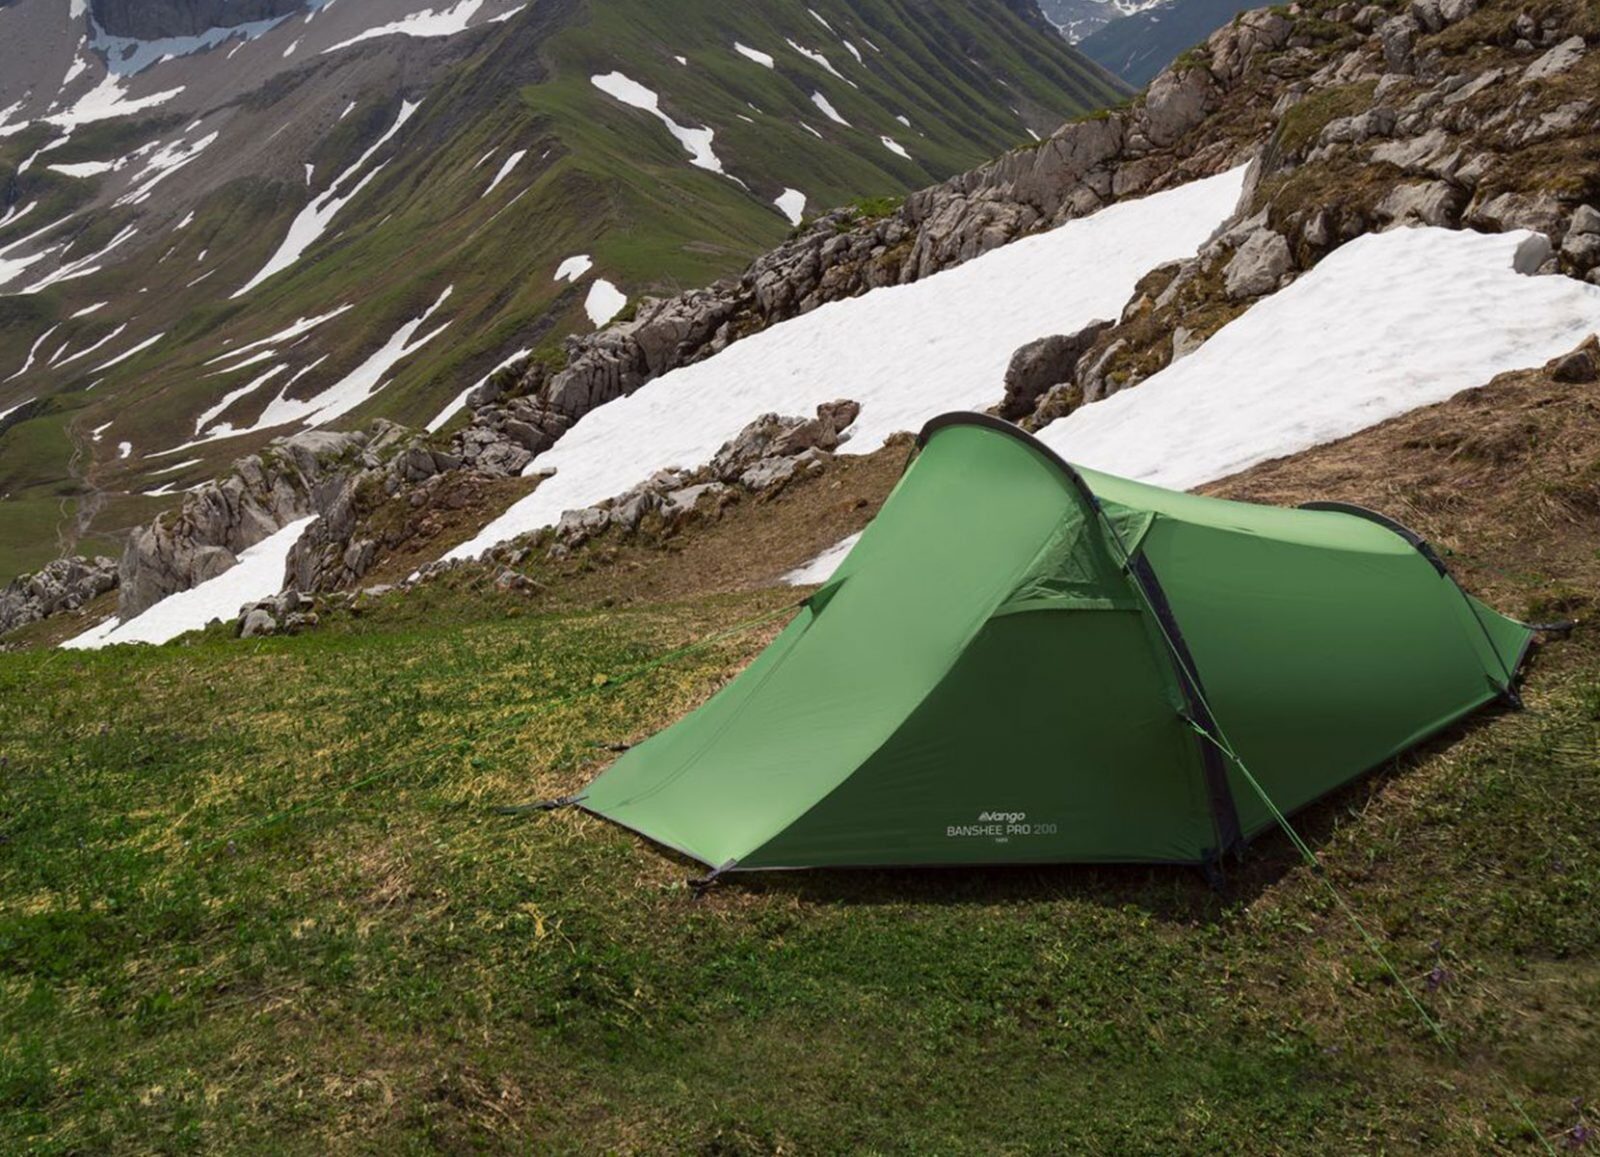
89;0;306;39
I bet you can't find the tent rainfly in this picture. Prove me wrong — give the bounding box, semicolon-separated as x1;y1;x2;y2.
568;413;1533;876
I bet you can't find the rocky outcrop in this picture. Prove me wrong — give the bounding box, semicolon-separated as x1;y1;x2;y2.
0;556;118;636
532;401;859;557
118;424;406;618
235;589;318;639
999;323;1113;420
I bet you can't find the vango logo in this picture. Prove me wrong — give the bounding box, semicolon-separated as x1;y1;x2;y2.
978;811;1025;824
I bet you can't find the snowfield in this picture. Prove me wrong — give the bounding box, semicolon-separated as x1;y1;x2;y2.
786;227;1600;583
1040;227;1600;488
64;517;317;649
441;166;1249;561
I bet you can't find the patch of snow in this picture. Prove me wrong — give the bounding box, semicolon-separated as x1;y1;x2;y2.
17;224;140;295
895;114;910;128
49;159;114;178
174;210;195;230
786;40;855;86
90;421;112;441
117;440;131;458
810;91;849;127
339;100;356;120
441;167;1247;562
233;100;419;297
484;148;527;195
63;517;316;649
205;348;276;376
674;54;687;66
841;40;862;65
284;38;301;57
115;131;219;207
70;301;106;318
91;330;165;373
584;279;627;327
808;8;834;32
45;74;184;128
426;347;531;433
554;254;593;282
0;99;29;137
734;42;775;68
0;201;33;230
774;188;806;225
0;395;35;424
474;147;497;169
591;72;724;175
229;286;454;435
880;135;910;159
148;457;202;477
324;0;487;52
5;328;57;381
783;531;858;584
204;305;353;366
1040;227;1600;489
195;364;288;435
798;121;823;139
55;322;128;367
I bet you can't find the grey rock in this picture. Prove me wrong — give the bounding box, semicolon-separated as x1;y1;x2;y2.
1523;36;1586;82
1375;181;1464;227
1465;191;1566;236
1562;231;1600;271
1143;66;1215;148
239;608;277;638
1513;233;1555;275
1569;205;1600;235
1223;229;1293;299
1172;326;1205;361
1379;15;1419;74
999;322;1113;419
1548;335;1599;382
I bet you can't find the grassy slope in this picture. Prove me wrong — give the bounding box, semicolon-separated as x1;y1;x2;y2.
2;364;1598;1151
0;0;1124;582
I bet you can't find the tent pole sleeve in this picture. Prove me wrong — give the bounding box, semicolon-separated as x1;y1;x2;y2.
1123;551;1244;856
917;411;1248;856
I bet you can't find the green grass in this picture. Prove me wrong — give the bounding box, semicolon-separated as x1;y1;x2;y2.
2;586;1596;1151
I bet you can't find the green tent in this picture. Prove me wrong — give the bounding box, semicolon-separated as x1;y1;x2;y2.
573;413;1532;875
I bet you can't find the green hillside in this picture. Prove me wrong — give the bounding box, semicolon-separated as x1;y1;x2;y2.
0;0;1126;582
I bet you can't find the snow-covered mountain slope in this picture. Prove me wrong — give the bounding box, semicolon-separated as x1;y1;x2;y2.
444;166;1248;563
1078;0;1262;86
1035;0;1163;43
0;0;1126;582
